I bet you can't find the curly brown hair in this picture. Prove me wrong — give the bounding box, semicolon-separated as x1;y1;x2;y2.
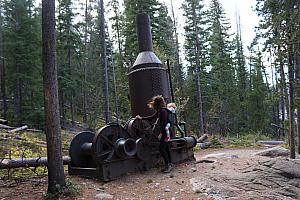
147;95;166;111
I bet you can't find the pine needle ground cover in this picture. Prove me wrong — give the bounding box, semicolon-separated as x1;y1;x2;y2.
0;130;73;179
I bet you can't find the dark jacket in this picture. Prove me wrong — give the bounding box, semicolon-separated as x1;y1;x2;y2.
142;108;168;140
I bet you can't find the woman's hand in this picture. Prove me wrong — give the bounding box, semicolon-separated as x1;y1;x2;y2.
158;133;162;140
135;115;142;120
164;136;170;142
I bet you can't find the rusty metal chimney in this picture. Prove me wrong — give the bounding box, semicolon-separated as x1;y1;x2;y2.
128;13;171;117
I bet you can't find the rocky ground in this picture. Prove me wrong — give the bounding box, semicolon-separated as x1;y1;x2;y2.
1;147;300;200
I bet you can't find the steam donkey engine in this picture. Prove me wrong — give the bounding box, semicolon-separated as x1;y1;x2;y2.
68;13;196;181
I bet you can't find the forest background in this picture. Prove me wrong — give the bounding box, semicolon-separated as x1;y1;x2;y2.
0;0;299;151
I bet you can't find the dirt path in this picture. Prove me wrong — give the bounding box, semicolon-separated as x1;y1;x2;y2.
1;147;299;200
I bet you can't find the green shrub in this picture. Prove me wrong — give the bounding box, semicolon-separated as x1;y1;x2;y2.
44;179;80;200
210;136;224;148
226;132;271;148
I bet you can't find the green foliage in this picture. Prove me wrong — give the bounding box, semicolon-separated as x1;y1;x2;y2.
0;130;72;179
43;179;80;200
210;135;224;148
3;0;43;126
226;133;269;148
0;0;291;139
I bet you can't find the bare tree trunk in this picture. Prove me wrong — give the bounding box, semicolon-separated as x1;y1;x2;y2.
295;42;300;154
99;0;109;123
14;74;22;126
0;156;70;169
82;0;88;123
106;25;120;122
67;34;75;126
288;43;296;159
0;58;7;120
60;92;66;127
192;4;204;137
0;7;7;119
170;0;185;121
42;0;66;193
279;57;289;138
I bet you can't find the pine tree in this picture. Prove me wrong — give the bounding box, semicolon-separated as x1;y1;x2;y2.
206;0;237;135
42;0;66;193
98;0;110;123
0;2;8;119
255;0;300;158
56;0;82;127
182;0;208;136
3;0;43;127
170;0;185;121
107;0;128;121
247;50;269;132
233;13;249;132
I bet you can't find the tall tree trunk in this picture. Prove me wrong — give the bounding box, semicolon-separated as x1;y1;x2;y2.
295;42;300;154
274;69;280;138
0;58;7;119
60;92;66;127
106;25;120;123
170;0;185;121
0;7;7;119
99;0;109;123
193;5;204;137
14;71;22;126
82;0;88;123
42;0;66;192
288;43;296;159
67;40;75;126
279;56;289;138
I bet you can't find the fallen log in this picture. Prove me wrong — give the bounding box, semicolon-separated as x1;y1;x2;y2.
255;146;289;158
26;128;42;133
0;124;14;130
197;134;208;143
8;125;28;133
0;119;8;125
0;156;71;169
257;140;286;146
198;142;212;149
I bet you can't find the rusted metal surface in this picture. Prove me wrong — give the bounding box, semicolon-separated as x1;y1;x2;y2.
68;119;196;181
136;13;153;52
128;13;171;117
68;14;195;181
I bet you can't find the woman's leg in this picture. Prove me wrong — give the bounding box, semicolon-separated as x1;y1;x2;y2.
159;142;169;165
165;142;171;164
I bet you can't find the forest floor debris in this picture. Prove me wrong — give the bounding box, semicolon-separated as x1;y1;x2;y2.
0;147;300;200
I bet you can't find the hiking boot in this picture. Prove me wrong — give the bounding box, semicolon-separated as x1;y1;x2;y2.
161;165;168;172
163;164;172;173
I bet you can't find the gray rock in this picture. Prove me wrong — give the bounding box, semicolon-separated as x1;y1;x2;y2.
202;153;239;159
255;146;289;158
95;193;113;200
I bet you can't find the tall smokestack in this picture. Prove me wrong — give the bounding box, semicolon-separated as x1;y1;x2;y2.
128;13;171;117
136;13;153;52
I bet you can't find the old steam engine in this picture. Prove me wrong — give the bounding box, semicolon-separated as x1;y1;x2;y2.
68;13;196;181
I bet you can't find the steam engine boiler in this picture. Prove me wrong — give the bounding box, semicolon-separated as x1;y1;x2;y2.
68;13;196;181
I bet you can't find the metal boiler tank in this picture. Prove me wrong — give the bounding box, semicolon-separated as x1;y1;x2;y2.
128;13;171;117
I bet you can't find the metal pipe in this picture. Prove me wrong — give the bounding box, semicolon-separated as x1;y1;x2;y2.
167;59;175;102
136;13;153;52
